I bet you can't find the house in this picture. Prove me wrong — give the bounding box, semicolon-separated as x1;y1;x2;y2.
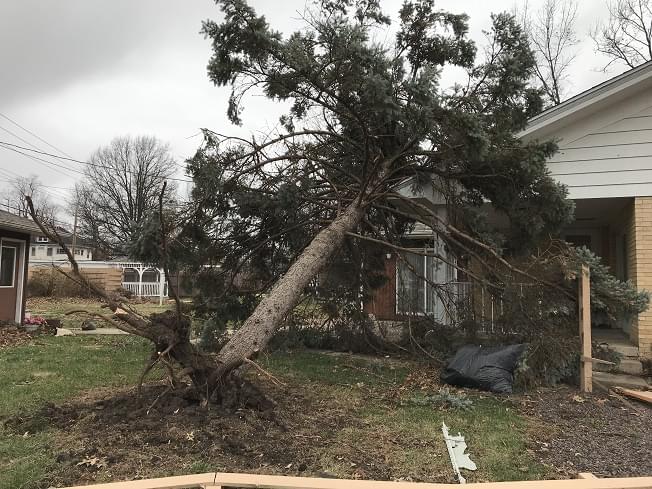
0;210;40;323
30;228;93;262
365;61;652;356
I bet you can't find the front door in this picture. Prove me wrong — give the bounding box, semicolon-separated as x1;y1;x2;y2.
0;243;20;322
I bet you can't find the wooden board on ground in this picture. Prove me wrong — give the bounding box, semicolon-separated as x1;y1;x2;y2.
615;387;652;405
59;472;652;489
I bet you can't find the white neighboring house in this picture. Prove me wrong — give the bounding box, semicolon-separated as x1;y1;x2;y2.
30;230;93;262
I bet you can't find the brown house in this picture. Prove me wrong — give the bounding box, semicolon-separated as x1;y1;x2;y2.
0;210;40;323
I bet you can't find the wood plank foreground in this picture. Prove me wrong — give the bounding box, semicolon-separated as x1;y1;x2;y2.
615;387;652;405
60;472;652;489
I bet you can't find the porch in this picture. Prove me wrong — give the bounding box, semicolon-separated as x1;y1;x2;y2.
562;197;650;355
365;196;652;356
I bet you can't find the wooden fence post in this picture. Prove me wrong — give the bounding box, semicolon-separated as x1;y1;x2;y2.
579;265;592;393
159;268;165;306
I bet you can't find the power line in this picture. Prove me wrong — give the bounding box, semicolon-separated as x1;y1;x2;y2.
0;167;19;179
0;128;80;179
0;142;85;176
0;202;71;228
0;111;74;159
0;141;193;183
0;180;71;204
0;179;73;191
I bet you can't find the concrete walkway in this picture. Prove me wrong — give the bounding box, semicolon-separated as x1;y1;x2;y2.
56;328;128;336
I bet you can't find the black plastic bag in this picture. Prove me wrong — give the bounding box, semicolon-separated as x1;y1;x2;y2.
440;344;527;394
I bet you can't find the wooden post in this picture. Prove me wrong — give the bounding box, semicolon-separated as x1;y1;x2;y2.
578;265;592;393
158;268;165;306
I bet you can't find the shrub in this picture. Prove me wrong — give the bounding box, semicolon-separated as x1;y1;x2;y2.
198;316;229;351
27;269;90;297
269;301;387;353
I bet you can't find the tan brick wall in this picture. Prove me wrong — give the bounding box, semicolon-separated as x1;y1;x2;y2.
632;197;652;356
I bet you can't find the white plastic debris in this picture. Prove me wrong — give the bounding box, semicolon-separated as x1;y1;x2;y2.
442;422;477;484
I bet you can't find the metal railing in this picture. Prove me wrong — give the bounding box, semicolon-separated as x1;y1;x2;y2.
397;281;540;331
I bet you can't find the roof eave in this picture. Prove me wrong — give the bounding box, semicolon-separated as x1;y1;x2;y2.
519;61;652;139
0;223;41;235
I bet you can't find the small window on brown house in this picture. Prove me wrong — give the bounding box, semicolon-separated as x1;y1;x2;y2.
0;245;16;287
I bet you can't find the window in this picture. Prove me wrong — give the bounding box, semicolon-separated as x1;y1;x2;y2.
47;247;53;257
396;247;455;318
397;253;425;314
31;247;35;257
0;245;16;287
57;248;66;255
36;236;48;243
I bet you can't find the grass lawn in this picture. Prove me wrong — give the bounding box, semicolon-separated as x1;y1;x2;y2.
0;335;158;489
0;334;549;489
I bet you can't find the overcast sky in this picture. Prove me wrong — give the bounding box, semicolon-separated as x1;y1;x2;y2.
0;0;624;217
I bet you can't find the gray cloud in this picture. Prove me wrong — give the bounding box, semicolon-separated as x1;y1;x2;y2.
0;1;221;107
0;0;627;213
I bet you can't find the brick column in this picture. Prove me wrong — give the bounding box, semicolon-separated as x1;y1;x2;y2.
632;197;652;356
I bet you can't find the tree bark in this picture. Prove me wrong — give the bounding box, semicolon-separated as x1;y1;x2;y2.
211;201;365;383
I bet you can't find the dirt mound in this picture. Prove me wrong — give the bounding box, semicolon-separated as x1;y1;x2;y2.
519;386;652;478
7;382;379;487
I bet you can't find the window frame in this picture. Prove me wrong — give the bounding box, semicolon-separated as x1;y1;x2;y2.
395;250;432;316
395;246;456;317
0;243;18;288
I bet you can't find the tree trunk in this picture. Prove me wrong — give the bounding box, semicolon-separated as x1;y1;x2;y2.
211;202;365;383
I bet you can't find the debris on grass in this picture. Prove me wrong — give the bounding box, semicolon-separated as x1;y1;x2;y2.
441;344;527;394
0;326;32;349
404;387;474;411
442;422;477;484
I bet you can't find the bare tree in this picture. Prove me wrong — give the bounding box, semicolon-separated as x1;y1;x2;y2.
592;0;652;69
516;0;579;106
74;135;177;256
3;174;58;221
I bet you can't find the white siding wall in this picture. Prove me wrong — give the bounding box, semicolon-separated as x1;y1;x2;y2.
30;244;92;261
543;89;652;199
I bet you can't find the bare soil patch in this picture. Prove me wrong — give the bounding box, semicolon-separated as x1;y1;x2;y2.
518;386;652;478
9;381;382;487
